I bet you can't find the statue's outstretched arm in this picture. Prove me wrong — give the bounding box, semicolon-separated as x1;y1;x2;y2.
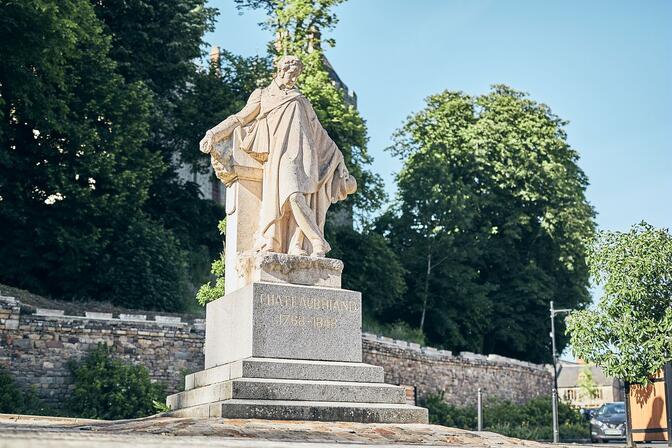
209;101;260;143
200;89;262;154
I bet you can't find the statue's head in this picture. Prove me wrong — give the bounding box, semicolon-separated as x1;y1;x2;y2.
275;55;303;89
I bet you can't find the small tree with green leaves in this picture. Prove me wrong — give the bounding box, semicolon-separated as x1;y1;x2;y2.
566;222;672;385
196;219;226;306
576;366;600;401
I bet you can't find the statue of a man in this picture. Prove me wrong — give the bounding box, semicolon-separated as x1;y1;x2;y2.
200;55;356;258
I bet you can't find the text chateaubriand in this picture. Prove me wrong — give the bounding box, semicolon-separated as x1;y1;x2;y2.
258;293;359;313
258;293;358;330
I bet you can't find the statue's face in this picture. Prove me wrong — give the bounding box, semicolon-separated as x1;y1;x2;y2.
277;60;302;88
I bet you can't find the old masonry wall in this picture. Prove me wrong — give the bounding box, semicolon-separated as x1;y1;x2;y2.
0;294;552;409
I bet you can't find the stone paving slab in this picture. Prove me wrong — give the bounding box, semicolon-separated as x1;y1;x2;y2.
0;414;593;448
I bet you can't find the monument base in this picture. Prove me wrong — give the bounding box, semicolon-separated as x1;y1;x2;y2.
166;260;427;424
166;357;427;423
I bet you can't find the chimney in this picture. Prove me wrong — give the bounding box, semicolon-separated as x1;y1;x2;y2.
210;46;221;76
307;26;321;53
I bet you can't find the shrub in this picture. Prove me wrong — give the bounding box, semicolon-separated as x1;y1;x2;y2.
196;257;225;306
68;344;166;419
363;319;427;345
0;366;51;415
196;218;226;306
422;393;590;441
423;391;477;428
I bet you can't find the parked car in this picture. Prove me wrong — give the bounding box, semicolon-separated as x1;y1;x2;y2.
590;402;626;443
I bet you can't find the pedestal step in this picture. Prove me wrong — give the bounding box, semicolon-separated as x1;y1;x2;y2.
185;357;384;390
167;377;406;410
169;399;429;423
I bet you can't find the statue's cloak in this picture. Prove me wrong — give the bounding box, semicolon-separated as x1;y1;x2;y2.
237;82;350;251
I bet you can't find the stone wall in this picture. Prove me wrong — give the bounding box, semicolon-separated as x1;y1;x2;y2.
0;295;205;407
0;294;551;408
362;334;552;406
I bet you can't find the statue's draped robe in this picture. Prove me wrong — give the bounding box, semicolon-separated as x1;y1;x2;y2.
236;83;350;252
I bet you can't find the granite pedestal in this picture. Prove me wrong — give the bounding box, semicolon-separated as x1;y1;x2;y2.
166;254;428;423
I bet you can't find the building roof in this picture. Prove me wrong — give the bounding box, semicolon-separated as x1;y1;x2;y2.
557;364;614;388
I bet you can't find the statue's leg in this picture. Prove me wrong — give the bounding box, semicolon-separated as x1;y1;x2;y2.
287;228;307;256
255;229;274;253
288;192;330;257
287;215;308;256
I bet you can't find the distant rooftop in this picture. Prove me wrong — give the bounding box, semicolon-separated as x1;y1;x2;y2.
323;55;357;109
557;363;614;388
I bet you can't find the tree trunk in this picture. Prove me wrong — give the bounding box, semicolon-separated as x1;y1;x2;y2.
419;250;432;331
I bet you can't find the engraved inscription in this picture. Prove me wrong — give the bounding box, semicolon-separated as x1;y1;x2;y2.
260;293;355;330
278;314;337;329
258;293;359;313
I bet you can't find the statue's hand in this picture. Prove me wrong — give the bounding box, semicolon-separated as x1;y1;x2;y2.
199;132;214;154
336;161;357;196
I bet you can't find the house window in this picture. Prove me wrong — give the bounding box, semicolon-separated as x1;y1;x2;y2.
563;389;577;401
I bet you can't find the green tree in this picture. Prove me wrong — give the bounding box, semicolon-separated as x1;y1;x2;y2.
92;0;217;99
566;222;672;385
0;0;191;309
68;344;166;419
576;366;600;400
327;226;406;321
90;0;226;298
383;86;595;362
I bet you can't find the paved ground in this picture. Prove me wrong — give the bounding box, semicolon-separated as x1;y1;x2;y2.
0;414;596;448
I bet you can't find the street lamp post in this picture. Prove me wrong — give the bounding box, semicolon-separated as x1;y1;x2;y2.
550;301;572;443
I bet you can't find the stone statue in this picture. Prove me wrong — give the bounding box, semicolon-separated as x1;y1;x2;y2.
168;61;426;425
200;55;356;259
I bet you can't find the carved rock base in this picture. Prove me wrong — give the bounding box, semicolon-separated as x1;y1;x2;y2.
237;252;344;290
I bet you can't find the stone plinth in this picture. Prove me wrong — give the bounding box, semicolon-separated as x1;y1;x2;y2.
204;282;361;368
167;256;427;423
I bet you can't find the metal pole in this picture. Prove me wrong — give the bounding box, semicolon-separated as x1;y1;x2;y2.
550;301;560;443
552;388;559;443
477;388;483;432
550;301;559;390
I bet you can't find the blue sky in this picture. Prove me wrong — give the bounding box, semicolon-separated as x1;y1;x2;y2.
207;0;671;233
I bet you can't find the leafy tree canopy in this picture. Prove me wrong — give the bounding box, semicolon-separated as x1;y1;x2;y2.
92;0;217;97
90;0;228;298
0;0;191;309
567;222;672;384
380;86;595;362
327;225;406;321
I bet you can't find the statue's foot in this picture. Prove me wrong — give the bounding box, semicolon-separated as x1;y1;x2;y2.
310;239;331;258
255;236;275;253
288;247;309;256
